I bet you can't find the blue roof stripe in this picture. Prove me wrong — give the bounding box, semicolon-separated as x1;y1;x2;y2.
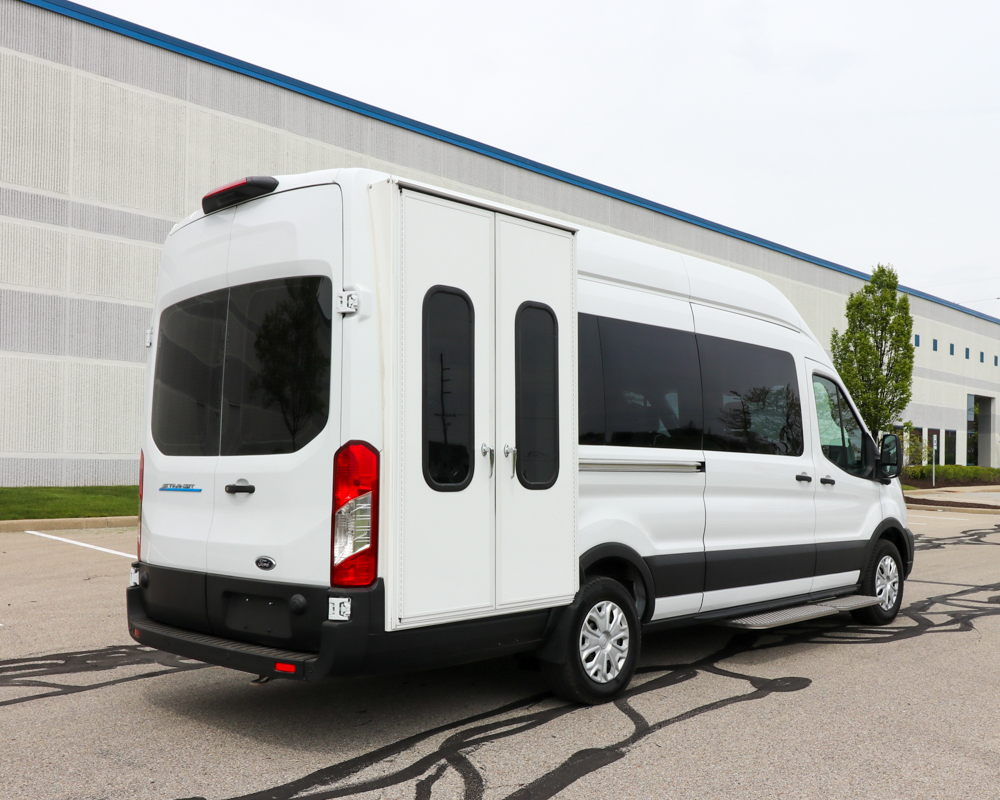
23;0;1000;327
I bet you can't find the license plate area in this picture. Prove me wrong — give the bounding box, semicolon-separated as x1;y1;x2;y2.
224;593;292;638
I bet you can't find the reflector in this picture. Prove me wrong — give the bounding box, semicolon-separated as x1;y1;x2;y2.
274;662;296;674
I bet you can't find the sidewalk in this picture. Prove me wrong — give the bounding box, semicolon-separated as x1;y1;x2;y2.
904;485;1000;514
0;516;138;533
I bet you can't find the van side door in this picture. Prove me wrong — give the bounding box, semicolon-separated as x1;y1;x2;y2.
694;305;816;611
807;363;882;591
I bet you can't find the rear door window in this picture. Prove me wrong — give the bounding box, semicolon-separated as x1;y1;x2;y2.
151;277;333;457
151;290;228;456
515;302;559;488
222;277;333;456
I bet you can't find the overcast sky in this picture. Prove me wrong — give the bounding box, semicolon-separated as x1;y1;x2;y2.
86;0;1000;319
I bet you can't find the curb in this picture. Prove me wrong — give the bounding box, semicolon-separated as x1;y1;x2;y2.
0;516;138;533
904;503;1000;516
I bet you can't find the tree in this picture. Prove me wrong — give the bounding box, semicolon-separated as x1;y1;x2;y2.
830;264;915;441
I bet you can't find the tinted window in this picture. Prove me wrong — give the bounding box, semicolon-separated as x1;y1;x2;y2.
516;303;559;489
423;288;474;490
700;335;803;456
813;376;866;475
151;290;228;456
578;313;605;445
222;277;333;455
578;314;703;450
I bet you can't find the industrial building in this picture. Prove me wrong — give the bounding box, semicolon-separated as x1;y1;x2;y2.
1;0;997;486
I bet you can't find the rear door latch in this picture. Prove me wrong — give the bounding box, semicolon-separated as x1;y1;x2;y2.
337;291;359;315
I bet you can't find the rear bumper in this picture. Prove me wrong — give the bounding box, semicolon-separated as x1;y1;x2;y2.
127;576;377;681
127;563;554;681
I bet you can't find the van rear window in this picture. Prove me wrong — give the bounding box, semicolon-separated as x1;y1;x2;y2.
151;277;333;456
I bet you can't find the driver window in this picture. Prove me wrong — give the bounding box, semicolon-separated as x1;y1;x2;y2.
813;375;867;476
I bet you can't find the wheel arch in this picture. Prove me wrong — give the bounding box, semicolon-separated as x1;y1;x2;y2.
579;543;656;624
864;517;913;578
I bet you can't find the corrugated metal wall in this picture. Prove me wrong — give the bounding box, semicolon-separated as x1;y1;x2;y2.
1;0;998;485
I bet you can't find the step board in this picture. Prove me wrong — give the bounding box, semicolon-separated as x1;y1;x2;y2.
723;595;881;630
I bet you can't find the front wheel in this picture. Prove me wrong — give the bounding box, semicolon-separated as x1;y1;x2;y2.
541;578;640;704
851;539;904;625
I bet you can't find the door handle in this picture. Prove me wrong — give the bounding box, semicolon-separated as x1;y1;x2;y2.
820;476;836;486
225;483;255;494
795;473;812;483
504;444;517;479
481;443;494;478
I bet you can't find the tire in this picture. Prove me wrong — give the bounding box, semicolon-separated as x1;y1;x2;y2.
541;577;640;704
851;539;904;625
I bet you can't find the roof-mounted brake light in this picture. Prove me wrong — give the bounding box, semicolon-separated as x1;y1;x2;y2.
202;176;279;214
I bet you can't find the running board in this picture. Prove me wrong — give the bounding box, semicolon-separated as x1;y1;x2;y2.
722;595;881;630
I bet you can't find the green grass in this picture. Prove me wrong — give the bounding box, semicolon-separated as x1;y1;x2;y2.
0;486;139;521
901;464;1000;487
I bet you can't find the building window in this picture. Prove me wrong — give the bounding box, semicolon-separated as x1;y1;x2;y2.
981;352;985;363
915;334;920;347
945;430;957;465
933;339;938;351
995;356;998;367
966;348;970;359
950;344;955;355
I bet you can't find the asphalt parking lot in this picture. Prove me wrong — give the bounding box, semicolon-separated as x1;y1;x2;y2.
3;511;1000;800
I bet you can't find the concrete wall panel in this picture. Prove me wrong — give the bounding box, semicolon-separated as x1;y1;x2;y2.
64;361;143;454
66;298;149;362
0;0;73;66
0;219;67;291
0;288;65;355
68;234;158;303
72;74;186;217
0;50;71;192
0;354;64;452
73;22;188;100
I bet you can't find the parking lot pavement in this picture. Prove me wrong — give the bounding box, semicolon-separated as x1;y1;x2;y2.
3;513;1000;800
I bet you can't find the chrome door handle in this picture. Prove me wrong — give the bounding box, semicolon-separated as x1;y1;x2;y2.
504;444;517;479
481;443;494;478
795;473;812;483
820;476;836;486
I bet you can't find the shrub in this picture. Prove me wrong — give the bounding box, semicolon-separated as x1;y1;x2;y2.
901;465;1000;484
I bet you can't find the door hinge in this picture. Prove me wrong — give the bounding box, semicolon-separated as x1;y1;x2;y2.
145;328;153;347
337;291;359;315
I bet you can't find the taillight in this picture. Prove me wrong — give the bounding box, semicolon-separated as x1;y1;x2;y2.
137;450;144;561
332;441;379;587
201;176;278;214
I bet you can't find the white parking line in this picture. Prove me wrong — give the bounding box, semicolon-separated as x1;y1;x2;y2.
24;530;134;559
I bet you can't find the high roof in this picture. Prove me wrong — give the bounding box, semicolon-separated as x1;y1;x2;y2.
25;0;1000;327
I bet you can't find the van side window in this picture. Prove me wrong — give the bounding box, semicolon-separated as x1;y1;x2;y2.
699;335;803;456
813;375;867;476
578;313;605;445
222;277;333;456
151;290;228;456
515;302;559;489
423;287;475;490
577;313;703;450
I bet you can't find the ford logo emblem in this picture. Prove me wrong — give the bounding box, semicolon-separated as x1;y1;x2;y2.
255;556;276;571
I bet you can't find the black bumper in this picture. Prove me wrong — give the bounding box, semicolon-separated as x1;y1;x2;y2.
127;563;553;681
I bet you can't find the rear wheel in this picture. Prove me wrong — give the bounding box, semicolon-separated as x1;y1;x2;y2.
541;578;640;704
851;539;904;625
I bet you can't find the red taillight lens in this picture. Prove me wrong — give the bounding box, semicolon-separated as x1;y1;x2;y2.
137;450;144;561
201;176;279;214
332;441;379;587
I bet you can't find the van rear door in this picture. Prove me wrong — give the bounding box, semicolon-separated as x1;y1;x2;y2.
142;209;234;571
206;185;343;587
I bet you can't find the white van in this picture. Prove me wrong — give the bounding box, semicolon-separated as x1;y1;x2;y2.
128;168;913;703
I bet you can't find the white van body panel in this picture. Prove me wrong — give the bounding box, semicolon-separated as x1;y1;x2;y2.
141;208;234;570
207;184;343;586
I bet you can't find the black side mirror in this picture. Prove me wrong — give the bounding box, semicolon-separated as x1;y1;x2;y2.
879;433;901;481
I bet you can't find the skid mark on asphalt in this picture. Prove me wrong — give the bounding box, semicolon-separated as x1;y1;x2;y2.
0;645;207;707
913;522;1000;551
183;575;1000;800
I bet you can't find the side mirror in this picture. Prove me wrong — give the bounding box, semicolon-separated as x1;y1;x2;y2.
879;433;901;481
